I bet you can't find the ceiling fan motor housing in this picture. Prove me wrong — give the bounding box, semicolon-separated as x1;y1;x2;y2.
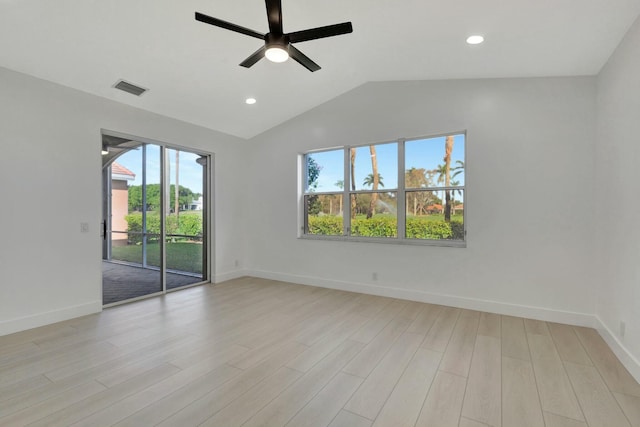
265;33;289;51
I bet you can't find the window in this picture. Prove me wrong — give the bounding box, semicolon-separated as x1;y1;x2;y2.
301;133;465;245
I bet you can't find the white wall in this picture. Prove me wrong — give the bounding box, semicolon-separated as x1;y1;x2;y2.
0;66;247;335
595;16;640;377
246;77;598;325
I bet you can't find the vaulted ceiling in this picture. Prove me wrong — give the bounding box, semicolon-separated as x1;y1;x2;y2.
1;0;639;139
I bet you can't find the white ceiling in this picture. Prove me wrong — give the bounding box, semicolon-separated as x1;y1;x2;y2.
1;0;639;139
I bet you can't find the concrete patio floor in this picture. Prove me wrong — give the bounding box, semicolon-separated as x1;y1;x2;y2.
102;261;204;304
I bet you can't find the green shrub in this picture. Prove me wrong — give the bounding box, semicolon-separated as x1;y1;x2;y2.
125;211;202;243
178;213;203;236
307;215;342;235
406;218;452;239
352;216;398;238
450;221;465;240
125;212;158;243
307;215;464;240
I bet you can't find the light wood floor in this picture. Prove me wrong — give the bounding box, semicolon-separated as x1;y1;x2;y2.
1;277;639;427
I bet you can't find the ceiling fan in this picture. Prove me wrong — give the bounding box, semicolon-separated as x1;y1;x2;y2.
195;0;353;72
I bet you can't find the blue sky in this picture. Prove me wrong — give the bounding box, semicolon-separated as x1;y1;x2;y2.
308;134;465;193
114;145;204;194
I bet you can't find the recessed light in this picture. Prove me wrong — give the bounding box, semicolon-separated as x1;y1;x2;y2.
466;35;484;45
245;98;257;105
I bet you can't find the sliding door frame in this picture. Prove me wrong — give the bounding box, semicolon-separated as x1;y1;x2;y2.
101;129;214;305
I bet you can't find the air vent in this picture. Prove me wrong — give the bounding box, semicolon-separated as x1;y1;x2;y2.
113;80;148;96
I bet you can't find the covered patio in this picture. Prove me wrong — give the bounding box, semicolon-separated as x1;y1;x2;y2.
102;261;204;305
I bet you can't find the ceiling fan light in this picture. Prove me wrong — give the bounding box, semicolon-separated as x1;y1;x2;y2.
265;46;289;63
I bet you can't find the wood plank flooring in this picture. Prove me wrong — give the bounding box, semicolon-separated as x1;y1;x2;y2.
0;277;638;427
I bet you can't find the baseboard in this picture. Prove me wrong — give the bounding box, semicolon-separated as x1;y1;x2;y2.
214;269;247;284
246;269;596;328
595;316;640;383
0;301;102;337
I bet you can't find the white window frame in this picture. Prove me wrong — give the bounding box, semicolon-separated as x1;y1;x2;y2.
299;131;466;247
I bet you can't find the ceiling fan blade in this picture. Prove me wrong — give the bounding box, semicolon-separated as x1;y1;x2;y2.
288;45;321;72
195;12;264;40
265;0;283;35
287;22;353;43
239;46;267;68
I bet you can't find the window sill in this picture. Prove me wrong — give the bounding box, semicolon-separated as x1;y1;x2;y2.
298;234;466;248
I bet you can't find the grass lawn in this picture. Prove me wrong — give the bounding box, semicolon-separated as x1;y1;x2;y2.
111;242;202;274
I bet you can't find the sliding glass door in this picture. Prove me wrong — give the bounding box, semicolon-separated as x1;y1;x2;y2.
102;138;209;305
165;148;207;289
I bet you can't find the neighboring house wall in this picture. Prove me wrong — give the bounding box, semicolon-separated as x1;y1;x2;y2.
190;195;203;211
110;163;135;246
111;178;129;245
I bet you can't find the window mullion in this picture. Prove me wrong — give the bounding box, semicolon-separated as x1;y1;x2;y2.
397;139;406;239
343;146;351;236
299;154;306;235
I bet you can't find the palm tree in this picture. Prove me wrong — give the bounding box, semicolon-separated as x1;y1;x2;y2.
450;179;462;215
443;136;454;221
434;138;462;221
362;173;384;188
451;160;464;180
438;161;464;184
363;172;385;218
350;148;357;219
435;163;447;215
335;180;344;215
365;146;380;219
450;160;464;215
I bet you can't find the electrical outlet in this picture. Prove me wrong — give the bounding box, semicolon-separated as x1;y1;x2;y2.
80;222;89;233
372;272;378;281
620;321;626;338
